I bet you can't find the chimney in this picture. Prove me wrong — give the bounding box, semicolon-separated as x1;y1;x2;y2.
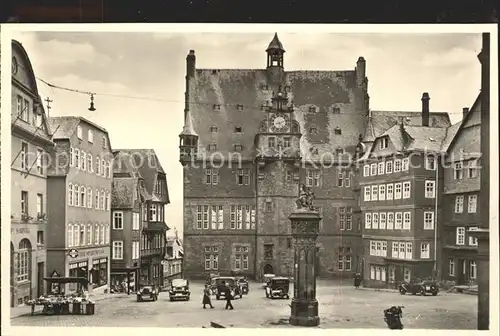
421;92;430;127
462;107;469;120
356;56;366;86
186;50;196;78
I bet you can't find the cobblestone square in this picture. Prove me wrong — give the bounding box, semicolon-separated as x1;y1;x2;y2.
10;281;477;329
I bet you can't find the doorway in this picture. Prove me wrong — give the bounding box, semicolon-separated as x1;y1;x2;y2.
263;264;274;275
37;262;45;297
457;259;467;285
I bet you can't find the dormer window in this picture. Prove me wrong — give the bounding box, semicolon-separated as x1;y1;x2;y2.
234;144;243;152
207;144;217;152
334;127;342;135
332;107;341;114
309;106;316;113
237;104;244;111
210;125;218;133
380;137;389;149
213;104;221;111
235;126;242;133
77;126;83;139
268;137;276;148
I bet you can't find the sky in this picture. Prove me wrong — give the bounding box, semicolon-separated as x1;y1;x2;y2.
10;31;482;237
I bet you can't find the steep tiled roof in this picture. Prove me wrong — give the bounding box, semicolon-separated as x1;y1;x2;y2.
179;110;198;137
440;121;462;152
111;178;138;209
48;116;109;139
404;126;448;152
188;67;367;160
267;33;285;51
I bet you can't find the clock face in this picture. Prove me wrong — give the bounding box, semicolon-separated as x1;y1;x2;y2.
270;113;289;132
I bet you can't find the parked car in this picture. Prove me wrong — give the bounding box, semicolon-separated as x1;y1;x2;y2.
261;273;276;289
136;285;159;302
237;277;249;295
399;279;439;296
169;279;190;301
214;277;243;300
265;277;290;299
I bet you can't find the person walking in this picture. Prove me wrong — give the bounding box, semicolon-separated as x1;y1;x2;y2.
223;282;234;310
202;284;214;309
354;272;362;289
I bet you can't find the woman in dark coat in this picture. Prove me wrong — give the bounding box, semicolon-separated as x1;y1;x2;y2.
354;273;362;289
202;284;214;309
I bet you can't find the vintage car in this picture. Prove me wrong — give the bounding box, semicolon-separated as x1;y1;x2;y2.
214;277;243;300
399;279;439;296
265;277;290;299
136;285;159;302
261;273;276;289
237;277;249;295
169;279;190;301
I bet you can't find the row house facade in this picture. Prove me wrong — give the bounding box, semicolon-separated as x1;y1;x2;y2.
163;234;184;287
358;93;457;288
180;34;367;280
10;40;54;306
114;149;170;287
441;95;482;286
46;116;113;294
110;150;149;292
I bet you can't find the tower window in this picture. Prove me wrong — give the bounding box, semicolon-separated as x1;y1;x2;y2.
235;126;242;133
213;104;221;111
207;144;217;151
234;144;243;152
210;126;218;133
335;127;342;135
237;104;244;111
309;106;316;113
336;147;344;154
332;107;341;114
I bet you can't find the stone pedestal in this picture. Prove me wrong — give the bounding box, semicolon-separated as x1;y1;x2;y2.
288;210;321;327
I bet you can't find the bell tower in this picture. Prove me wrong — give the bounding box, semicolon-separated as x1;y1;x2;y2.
266;33;285;69
178;109;198;165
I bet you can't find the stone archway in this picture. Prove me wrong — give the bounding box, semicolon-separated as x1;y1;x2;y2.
263;264;274;275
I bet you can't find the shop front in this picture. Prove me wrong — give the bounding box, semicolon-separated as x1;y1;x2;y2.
110;269;139;293
63;247;110;293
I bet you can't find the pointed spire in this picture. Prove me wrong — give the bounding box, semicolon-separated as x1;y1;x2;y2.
179;110;198;137
266;33;285;52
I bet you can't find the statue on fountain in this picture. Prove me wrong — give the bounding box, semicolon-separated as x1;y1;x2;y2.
296;184;317;211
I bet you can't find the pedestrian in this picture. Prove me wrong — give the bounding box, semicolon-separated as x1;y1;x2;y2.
202;284;214;309
354;272;362;289
223;282;234;310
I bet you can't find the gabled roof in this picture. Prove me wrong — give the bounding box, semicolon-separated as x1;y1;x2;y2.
48;116;109;139
445;92;481;153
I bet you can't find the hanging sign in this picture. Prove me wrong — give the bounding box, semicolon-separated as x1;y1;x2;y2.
68;249;79;259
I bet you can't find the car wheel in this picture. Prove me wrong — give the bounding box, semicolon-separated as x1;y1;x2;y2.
399;288;406;295
286;295;290;299
432;291;438;296
216;295;220;300
420;288;426;296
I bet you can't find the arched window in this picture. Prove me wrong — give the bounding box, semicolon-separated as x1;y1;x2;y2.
292;121;300;133
17;239;32;282
96;156;101;175
74;185;80;206
100;190;105;210
68;223;74;247
80;186;86;206
100;224;105;245
94;223;99;245
75;149;80;169
87;188;93;208
87;154;93;173
81;151;86;170
105;191;110;211
80;224;86;246
68;183;73;206
105;224;110;244
101;159;106;177
87;223;93;245
70;147;74;167
95;189;99;210
74;223;80;246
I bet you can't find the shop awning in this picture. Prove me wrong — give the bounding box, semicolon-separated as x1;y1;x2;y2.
43;277;89;284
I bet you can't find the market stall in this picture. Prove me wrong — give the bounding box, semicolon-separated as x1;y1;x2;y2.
27;277;96;316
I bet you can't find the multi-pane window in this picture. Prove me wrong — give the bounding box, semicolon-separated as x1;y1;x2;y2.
405;242;412;259
395;212;403;230
339;207;346;230
87;223;93;245
468;161;479;178
378;162;385;175
402;158;409;171
387;213;394;230
468;227;479;246
17;240;31;282
454;162;464;180
283;137;291;148
392;242;399;258
77;125;83;139
420;243;430;259
365;213;372;229
424;211;434;230
370;164;377;176
205;168;219;185
81;151;86;171
21;191;28;214
346;207;352;230
394;159;402;172
394;183;402;199
337;171;344;187
132;212;140;230
455;196;464;213
338;247;352;271
36;149;44;174
88;130;94;143
204;246;219;270
20;142;28;170
203;205;209;229
230;206;236;229
75;149;80;169
306;169;321;187
369;240;387;257
403;212;411;230
68;184;73;206
363;165;370;177
94;223;99;244
80;186;86;207
468;195;477;213
456;227;465;245
112;241;123;259
386;161;393;174
371;186;378;201
449;258;455;276
470;260;477;279
113;212;123;229
372;213;379;229
234;246;250;270
426;155;436;170
370;265;387;282
237;169;251;186
402;181;411;199
425;180;435;198
95;156;100;175
132;241;140;259
364;186;371;201
36;193;43;216
386;184;394;200
268;137;275;148
286;170;293;182
380;137;389;149
379;185;386;200
236;205;243;229
379;212;387;229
